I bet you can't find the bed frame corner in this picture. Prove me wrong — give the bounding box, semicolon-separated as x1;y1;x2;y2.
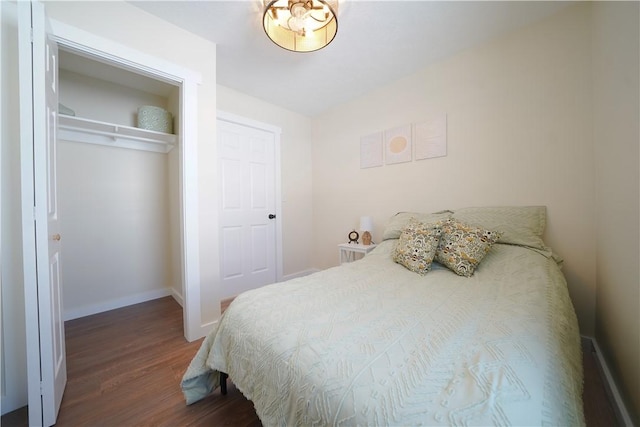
220;372;228;395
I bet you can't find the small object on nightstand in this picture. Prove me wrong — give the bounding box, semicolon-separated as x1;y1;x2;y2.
360;216;373;245
348;230;359;244
362;232;372;245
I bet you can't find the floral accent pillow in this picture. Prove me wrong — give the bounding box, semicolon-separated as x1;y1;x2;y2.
435;219;500;277
392;219;443;275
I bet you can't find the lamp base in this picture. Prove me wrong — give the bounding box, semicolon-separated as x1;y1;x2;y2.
362;231;372;245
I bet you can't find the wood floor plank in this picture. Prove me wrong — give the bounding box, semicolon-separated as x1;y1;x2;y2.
56;297;261;427
2;296;619;426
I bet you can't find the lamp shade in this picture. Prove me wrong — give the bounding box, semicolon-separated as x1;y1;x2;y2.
360;216;373;232
263;0;338;52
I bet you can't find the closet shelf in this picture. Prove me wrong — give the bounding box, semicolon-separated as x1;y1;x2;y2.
58;115;177;153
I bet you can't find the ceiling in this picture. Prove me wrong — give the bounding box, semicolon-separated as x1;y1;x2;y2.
130;1;571;117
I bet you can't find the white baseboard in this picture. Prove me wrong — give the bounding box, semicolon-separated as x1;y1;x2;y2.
199;320;217;337
171;287;184;307
583;335;634;426
281;268;320;282
63;288;172;321
1;395;27;416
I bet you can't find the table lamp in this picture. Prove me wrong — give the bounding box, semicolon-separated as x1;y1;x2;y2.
360;216;373;245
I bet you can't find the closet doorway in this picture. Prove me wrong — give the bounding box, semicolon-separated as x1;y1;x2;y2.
19;5;202;424
48;24;202;341
57;50;183;323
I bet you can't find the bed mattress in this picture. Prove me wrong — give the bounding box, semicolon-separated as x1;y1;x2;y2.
182;239;584;426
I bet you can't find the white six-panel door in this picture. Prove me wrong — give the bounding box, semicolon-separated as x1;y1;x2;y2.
218;117;279;298
43;22;67;423
18;1;66;425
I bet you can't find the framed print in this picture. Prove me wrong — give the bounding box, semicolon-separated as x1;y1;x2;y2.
384;124;412;165
360;132;383;169
414;114;447;160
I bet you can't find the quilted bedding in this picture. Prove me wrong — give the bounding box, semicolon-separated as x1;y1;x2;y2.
182;240;584;426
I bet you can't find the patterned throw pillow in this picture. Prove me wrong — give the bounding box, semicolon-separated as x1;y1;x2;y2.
435;219;500;277
393;219;443;275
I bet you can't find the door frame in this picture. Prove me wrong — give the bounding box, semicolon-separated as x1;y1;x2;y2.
217;111;283;284
20;20;206;424
46;20;203;341
20;15;205;423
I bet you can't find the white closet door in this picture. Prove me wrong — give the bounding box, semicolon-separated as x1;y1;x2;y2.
18;1;67;425
218;119;278;298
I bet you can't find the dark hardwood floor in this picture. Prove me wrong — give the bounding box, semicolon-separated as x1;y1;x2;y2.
2;297;260;427
2;297;618;426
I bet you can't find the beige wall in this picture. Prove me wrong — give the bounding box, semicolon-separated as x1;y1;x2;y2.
592;2;640;423
57;141;174;319
217;85;314;278
312;4;596;334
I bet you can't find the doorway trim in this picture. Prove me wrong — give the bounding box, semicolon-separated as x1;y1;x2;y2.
217;110;284;283
46;19;204;341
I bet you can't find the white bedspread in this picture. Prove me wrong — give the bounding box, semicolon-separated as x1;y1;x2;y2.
182;240;584;426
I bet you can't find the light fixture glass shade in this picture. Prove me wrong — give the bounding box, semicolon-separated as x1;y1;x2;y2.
263;0;338;52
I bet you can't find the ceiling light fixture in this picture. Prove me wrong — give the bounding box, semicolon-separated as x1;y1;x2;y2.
263;0;338;53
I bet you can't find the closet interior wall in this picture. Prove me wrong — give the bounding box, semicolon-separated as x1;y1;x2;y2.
57;51;182;320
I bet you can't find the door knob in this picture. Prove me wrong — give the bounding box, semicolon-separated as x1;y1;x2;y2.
268;214;276;219
52;234;61;241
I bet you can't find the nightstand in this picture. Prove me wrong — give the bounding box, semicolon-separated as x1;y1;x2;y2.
338;243;377;264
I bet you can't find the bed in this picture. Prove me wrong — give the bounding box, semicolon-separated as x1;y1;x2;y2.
182;206;585;426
